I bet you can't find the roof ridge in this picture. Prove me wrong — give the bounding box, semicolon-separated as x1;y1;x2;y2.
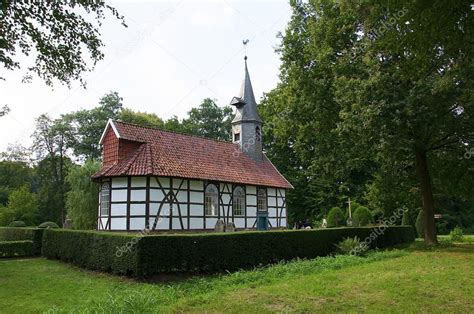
113;119;233;145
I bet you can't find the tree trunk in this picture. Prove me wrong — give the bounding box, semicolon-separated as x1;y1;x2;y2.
415;150;438;245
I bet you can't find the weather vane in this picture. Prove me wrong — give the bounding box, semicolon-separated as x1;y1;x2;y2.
243;39;249;60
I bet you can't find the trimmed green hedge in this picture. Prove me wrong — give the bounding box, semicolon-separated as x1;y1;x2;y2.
42;226;415;276
0;227;44;255
42;230;138;275
0;240;36;258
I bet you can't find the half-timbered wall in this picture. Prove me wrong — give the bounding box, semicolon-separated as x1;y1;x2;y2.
98;176;287;231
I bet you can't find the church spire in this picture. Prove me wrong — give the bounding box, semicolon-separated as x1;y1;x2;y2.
230;56;262;124
230;51;263;162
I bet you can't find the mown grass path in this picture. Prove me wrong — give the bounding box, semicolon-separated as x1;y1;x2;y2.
0;242;472;313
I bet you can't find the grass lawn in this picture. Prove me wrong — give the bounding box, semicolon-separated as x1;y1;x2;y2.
0;240;473;313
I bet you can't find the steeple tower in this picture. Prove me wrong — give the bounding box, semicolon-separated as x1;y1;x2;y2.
230;55;263;162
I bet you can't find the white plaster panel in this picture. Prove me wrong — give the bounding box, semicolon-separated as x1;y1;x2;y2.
278;189;286;197
110;218;126;230
150;177;159;187
130;217;146;230
173;178;185;189
100;218;108;230
176;190;188;203
246;185;256;195
220;183;231;193
247;195;257;206
268;196;276;207
130;203;146;216
206;218;218;229
171;204;186;217
189;217;203;229
154;217;169;230
158;177;170;188
269;218;277;228
150;189;165;202
189;180;203;190
268;207;277;218
189;204;203;216
221;193;231;204
190;191;203;203
150;203;159;216
111;203;127;216
131;189;146;202
111;189;127;202
112;177;128;188
172;218;187;230
131;177;147;187
277;197;285;207
234;218;245;229
246;207;256;217
267;188;276;197
280;207;287;218
280;218;287;228
247;218;256;228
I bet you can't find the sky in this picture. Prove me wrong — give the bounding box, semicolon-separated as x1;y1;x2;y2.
0;0;292;152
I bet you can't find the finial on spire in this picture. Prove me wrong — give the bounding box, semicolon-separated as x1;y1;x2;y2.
242;39;249;60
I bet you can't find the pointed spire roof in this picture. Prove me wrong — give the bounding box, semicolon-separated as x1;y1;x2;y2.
231;57;262;123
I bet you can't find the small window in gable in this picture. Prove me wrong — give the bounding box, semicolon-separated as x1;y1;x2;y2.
234;132;240;142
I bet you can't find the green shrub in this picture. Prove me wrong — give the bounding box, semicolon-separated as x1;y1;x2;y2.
401;210;412;226
38;221;60;229
415;210;425;238
327;207;345;227
0;240;35;258
449;227;464;242
353;206;373;227
0;227;44;254
336;236;368;256
9;221;26;227
42;227;415;276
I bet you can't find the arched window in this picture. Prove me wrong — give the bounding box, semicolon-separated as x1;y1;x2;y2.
205;184;218;216
255;126;261;141
233;186;245;216
257;188;267;212
100;182;110;216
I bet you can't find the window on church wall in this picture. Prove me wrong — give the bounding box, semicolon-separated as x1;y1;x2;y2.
100;182;110;216
257;188;267;212
205;184;218;216
233;186;245;216
234;132;240;142
255;126;261;142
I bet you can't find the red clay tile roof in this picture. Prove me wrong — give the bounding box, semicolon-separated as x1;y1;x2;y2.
92;120;293;189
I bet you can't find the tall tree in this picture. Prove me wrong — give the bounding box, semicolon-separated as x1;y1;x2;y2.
32;115;71;224
63;91;123;160
183;98;233;141
65;160;100;230
1;1;125;86
272;0;473;244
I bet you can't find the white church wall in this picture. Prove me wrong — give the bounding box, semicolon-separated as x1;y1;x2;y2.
99;175;288;231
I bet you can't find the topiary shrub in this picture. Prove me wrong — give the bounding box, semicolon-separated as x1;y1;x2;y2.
38;221;60;229
415;210;425;238
9;221;26;228
327;207;345;227
449;226;464;242
353;206;373;227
